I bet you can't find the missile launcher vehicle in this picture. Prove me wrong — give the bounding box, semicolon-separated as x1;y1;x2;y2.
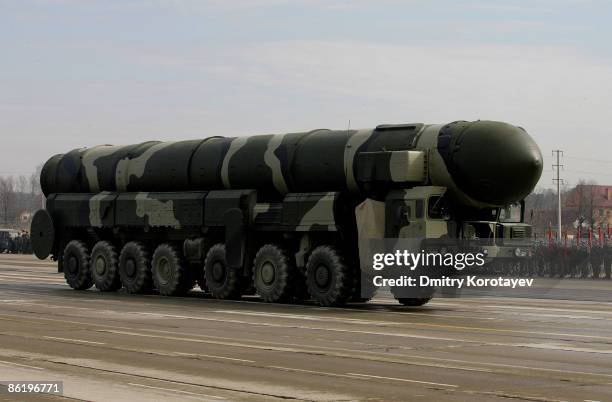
31;120;543;306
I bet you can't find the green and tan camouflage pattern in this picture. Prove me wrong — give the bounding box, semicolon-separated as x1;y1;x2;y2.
45;189;343;234
40;120;542;209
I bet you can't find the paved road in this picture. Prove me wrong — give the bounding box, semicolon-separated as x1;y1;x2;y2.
0;254;610;402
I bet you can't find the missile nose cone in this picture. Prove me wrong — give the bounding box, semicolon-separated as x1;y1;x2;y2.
438;121;543;206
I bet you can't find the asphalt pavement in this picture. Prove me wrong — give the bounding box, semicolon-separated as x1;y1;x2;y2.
0;254;610;402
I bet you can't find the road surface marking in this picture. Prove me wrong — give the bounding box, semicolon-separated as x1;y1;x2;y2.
0;277;64;285
212;310;612;341
0;275;64;282
483;304;612;316
214;310;403;325
43;336;106;345
96;329;492;373
515;343;612;354
346;372;458;388
3;323;610;383
171;352;255;363
267;365;366;380
127;383;225;400
2;311;610;373
0;359;44;370
131;311;612;345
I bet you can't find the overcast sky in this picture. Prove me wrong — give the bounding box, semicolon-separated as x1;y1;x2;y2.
2;0;612;188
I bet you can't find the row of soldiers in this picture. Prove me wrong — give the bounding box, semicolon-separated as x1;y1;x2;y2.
1;232;32;254
490;230;612;279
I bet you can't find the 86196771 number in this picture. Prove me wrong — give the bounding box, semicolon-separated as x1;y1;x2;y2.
2;381;63;395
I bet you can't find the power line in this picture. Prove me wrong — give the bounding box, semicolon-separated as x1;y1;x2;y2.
564;170;612;178
541;170;612;178
564;156;612;164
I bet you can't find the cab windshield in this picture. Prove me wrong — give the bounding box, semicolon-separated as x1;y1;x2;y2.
428;195;450;220
498;202;523;223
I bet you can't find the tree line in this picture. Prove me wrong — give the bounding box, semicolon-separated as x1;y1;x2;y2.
0;165;43;230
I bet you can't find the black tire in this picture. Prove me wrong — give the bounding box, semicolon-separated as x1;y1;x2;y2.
253;244;294;303
396;297;432;306
63;240;94;290
91;241;122;292
204;244;242;299
119;242;153;294
305;245;352;306
152;243;193;296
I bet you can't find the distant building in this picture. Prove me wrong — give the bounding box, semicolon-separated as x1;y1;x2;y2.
563;184;612;229
19;211;32;224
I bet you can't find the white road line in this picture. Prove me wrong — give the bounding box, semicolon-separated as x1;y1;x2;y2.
0;359;44;370
0;261;56;267
0;271;59;277
132;311;612;343
393;353;612;380
43;336;106;345
346;372;458;388
4;308;611;364
515;343;612;354
0;300;32;303
1;313;612;382
215;310;404;326
127;383;225;400
96;329;491;373
0;277;65;284
267;365;366;380
171;352;255;363
482;304;612;316
0;270;58;276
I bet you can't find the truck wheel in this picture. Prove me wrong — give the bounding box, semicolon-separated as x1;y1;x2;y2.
91;241;121;292
119;242;153;294
305;246;352;306
204;244;242;299
152;243;192;296
63;240;94;290
397;297;432;306
253;244;293;303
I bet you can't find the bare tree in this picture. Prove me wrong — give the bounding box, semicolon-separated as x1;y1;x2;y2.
29;164;42;196
16;174;28;194
0;176;15;226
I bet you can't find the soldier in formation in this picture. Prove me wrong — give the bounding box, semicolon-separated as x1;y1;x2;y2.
503;227;611;279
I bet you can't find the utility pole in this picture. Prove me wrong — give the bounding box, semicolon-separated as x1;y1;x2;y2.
552;150;564;241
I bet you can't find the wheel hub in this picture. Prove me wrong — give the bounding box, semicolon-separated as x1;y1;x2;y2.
95;256;106;275
68;256;78;274
314;264;330;288
261;262;275;285
125;259;136;277
212;261;225;282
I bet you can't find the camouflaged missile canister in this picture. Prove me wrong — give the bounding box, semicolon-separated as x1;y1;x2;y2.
40;121;542;208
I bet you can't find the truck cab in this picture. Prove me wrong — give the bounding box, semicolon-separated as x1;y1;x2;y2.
384;186;534;260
